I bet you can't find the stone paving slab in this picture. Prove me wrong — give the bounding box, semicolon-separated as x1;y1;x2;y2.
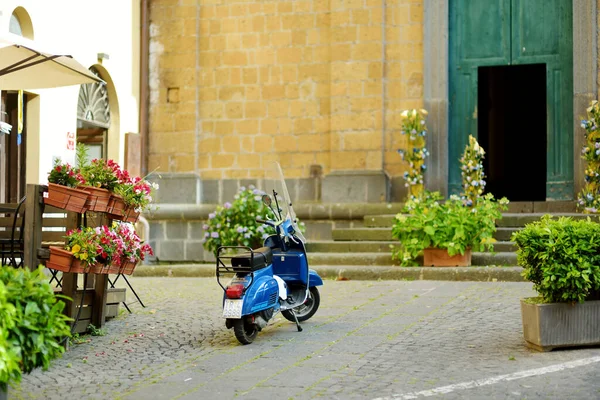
8;277;600;400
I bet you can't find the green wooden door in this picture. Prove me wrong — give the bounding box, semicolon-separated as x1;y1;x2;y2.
449;0;573;200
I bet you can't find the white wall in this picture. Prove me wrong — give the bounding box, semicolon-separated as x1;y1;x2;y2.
0;0;141;183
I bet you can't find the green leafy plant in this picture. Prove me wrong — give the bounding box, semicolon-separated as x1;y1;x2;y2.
392;135;509;266
87;324;106;336
202;185;276;256
47;158;85;188
0;280;20;391
512;215;600;303
577;100;600;213
79;158;122;191
0;266;72;390
391;191;509;266
397;108;429;199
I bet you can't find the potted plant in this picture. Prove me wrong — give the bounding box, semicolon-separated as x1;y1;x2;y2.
78;158;123;213
115;222;153;275
47;227;99;274
0;266;72;397
44;158;89;213
47;225;129;275
202;185;276;256
110;176;158;223
392;135;509;267
512;215;600;351
391;191;508;266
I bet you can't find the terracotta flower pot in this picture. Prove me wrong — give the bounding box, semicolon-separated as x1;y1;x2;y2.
44;183;90;213
122;206;140;223
107;194;127;220
46;246;91;274
105;262;121;275
120;260;138;275
422;247;472;267
79;186;111;213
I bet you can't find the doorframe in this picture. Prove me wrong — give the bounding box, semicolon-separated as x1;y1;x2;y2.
423;0;597;199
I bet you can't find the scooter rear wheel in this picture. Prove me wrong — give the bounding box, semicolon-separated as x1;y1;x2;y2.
282;286;320;322
232;318;258;345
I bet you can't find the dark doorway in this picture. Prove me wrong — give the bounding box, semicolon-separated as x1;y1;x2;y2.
0;92;27;204
477;64;547;202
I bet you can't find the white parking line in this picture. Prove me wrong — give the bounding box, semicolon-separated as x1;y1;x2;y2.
372;356;600;400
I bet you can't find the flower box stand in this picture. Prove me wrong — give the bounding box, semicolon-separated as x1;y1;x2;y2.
25;184;125;334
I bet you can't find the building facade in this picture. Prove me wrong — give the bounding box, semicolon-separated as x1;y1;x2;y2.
0;0;143;204
147;0;598;206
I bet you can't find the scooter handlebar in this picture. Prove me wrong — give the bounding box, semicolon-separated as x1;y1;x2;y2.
256;217;280;227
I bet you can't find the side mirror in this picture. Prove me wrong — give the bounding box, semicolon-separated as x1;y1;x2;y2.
262;194;272;206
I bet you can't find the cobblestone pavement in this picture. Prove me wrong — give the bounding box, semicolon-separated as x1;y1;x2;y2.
10;277;600;400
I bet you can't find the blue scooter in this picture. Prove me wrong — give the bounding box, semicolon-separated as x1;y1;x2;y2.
216;163;323;345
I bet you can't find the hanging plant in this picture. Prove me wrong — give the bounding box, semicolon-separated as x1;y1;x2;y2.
397;109;429;199
577;100;600;213
460;135;487;205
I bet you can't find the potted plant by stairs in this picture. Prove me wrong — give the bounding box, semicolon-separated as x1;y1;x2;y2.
0;265;72;398
512;215;600;351
391;191;508;266
392;135;509;267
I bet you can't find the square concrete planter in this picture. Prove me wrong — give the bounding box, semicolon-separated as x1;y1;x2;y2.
521;298;600;351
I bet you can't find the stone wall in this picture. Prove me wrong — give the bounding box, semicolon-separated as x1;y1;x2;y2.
147;0;424;202
145;201;403;263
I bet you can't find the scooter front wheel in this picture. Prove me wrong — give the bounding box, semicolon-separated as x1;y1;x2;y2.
232;318;258;345
282;286;320;322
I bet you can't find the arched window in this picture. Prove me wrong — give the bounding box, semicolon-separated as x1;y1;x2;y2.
9;13;22;36
8;8;34;39
77;67;111;160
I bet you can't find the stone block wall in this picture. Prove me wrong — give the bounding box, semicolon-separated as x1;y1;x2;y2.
147;0;424;185
150;171;405;204
145;201;403;263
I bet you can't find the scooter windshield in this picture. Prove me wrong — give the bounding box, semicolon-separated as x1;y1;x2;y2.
269;162;307;244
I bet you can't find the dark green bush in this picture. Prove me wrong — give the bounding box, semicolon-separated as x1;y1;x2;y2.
0;266;72;390
512;215;600;303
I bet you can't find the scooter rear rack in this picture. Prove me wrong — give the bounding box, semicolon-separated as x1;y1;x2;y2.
215;245;263;291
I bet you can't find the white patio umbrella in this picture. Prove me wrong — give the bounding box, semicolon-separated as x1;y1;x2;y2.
0;33;104;90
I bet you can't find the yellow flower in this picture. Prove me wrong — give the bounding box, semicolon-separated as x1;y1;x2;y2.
401;110;409;119
420;109;429;116
71;244;81;254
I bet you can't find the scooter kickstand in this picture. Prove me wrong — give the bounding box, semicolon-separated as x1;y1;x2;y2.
290;310;303;332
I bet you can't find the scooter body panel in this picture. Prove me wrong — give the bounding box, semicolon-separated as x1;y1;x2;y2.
227;265;280;316
271;248;308;285
308;269;323;287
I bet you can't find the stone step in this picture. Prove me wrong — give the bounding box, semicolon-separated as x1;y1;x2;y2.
363;212;599;228
307;239;517;253
307;251;517;266
306;240;396;253
333;228;393;241
333;226;522;242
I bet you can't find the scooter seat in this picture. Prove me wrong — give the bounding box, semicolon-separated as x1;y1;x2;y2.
231;246;273;271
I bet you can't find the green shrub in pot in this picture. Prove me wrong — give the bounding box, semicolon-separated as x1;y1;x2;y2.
391;190;508;266
0;266;72;391
512;215;600;304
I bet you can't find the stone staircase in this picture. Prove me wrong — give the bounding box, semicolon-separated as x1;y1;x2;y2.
305;201;597;267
